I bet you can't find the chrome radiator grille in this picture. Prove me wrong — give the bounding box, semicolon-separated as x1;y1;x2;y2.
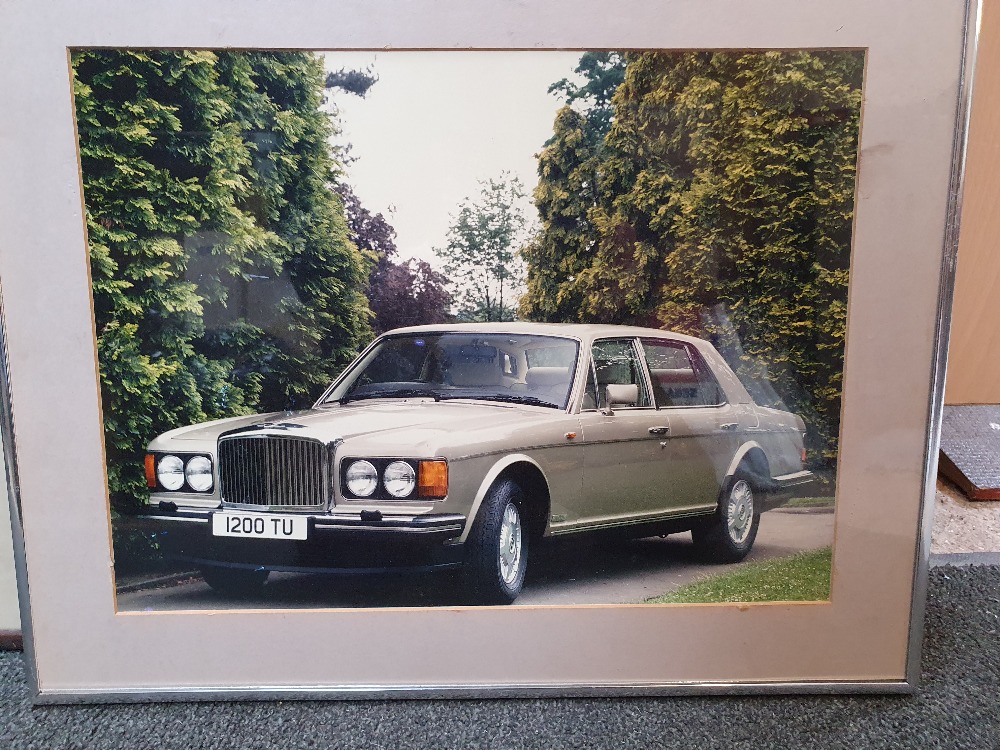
219;436;326;509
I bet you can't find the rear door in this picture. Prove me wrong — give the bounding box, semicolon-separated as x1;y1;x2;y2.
640;337;735;508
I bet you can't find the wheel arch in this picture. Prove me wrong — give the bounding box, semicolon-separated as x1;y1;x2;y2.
459;454;551;544
724;441;771;487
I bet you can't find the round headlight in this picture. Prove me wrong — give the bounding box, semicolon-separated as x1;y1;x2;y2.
345;460;378;497
383;460;416;498
184;455;214;492
156;455;185;491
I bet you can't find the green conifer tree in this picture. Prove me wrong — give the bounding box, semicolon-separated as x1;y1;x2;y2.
74;50;374;530
524;50;862;462
521;53;626;322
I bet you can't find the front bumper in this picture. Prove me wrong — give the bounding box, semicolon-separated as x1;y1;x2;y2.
131;506;468;574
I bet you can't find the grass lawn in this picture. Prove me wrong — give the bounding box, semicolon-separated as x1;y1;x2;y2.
646;546;832;604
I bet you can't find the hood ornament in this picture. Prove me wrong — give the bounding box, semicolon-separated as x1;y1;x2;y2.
220;421;307;438
254;421;306;430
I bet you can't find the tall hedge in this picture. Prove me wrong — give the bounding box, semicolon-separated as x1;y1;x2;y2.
73;50;372;521
523;51;863;462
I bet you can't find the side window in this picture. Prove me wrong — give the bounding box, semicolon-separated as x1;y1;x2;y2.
591;339;651;409
640;338;726;407
582;366;599;411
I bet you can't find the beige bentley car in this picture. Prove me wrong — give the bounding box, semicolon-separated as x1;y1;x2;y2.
138;323;814;603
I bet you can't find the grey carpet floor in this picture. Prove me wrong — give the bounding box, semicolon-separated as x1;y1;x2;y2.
0;565;998;750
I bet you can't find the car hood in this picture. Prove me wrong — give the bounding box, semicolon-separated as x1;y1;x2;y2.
151;399;566;455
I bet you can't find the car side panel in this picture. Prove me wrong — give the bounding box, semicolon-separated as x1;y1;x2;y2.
442;417;585;542
749;406;808;477
659;404;736;503
574;408;673;523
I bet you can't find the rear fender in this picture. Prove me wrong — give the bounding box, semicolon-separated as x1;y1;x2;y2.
725;441;765;479
723;441;779;494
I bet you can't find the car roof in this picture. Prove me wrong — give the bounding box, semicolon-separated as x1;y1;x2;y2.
382;321;708;346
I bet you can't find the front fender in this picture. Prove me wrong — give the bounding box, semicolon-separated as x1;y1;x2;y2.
457;453;547;543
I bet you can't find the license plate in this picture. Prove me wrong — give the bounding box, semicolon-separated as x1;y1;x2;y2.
212;512;308;540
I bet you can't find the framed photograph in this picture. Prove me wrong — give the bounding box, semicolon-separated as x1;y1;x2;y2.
0;0;976;700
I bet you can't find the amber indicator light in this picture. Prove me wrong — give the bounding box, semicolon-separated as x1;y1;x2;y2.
418;460;448;498
144;454;157;488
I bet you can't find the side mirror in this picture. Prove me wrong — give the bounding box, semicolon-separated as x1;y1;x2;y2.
604;383;639;415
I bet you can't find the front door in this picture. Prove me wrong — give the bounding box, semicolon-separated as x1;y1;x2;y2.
638;337;734;510
565;338;678;531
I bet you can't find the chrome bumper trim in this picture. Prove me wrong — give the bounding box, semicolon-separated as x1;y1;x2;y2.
772;470;816;487
312;522;465;534
136;509;466;534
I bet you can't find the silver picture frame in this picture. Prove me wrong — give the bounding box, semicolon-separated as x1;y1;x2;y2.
0;0;978;701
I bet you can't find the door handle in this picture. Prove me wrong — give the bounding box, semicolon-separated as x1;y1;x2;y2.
719;422;739;431
648;426;670;435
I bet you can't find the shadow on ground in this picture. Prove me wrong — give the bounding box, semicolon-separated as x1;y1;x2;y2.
116;528;827;610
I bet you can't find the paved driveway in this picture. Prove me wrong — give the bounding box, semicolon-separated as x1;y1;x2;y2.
116;509;834;611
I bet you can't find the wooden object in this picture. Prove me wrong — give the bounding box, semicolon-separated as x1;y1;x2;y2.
946;0;1000;405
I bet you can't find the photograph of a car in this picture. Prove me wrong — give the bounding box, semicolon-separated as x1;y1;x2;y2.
138;323;814;603
69;47;859;609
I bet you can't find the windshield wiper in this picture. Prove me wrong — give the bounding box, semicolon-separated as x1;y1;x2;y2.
439;393;560;409
338;388;440;404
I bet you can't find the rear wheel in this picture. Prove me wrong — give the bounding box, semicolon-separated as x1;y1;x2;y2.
200;566;269;597
691;470;760;563
464;479;528;604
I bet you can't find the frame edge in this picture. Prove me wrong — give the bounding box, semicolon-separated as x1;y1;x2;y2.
905;0;983;691
0;287;40;700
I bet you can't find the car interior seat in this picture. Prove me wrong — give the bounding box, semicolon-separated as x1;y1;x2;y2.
524;366;570;405
444;361;502;388
649;367;699;406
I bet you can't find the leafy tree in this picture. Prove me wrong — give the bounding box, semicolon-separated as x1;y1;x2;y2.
336;182;451;332
520;106;605;322
548;51;626;137
75;50;271;518
523;50;862;462
370;259;453;332
656;51;862;460
521;53;625;322
325;66;378;98
205;52;373;412
436;175;527;322
74;50;374;530
336;182;397;263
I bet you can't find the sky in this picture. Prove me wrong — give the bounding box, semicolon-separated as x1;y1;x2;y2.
322;51;584;267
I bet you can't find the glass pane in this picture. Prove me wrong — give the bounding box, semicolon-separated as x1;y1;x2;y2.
591;339;651;409
641;338;725;407
330;333;579;410
582;365;599;411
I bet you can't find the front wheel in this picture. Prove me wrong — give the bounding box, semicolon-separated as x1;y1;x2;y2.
464;479;529;604
691;471;760;563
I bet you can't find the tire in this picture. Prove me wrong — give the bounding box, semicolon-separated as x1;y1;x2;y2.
691;470;760;563
200;565;270;597
464;479;529;604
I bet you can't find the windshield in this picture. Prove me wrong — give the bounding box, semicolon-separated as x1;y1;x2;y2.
325;333;580;410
